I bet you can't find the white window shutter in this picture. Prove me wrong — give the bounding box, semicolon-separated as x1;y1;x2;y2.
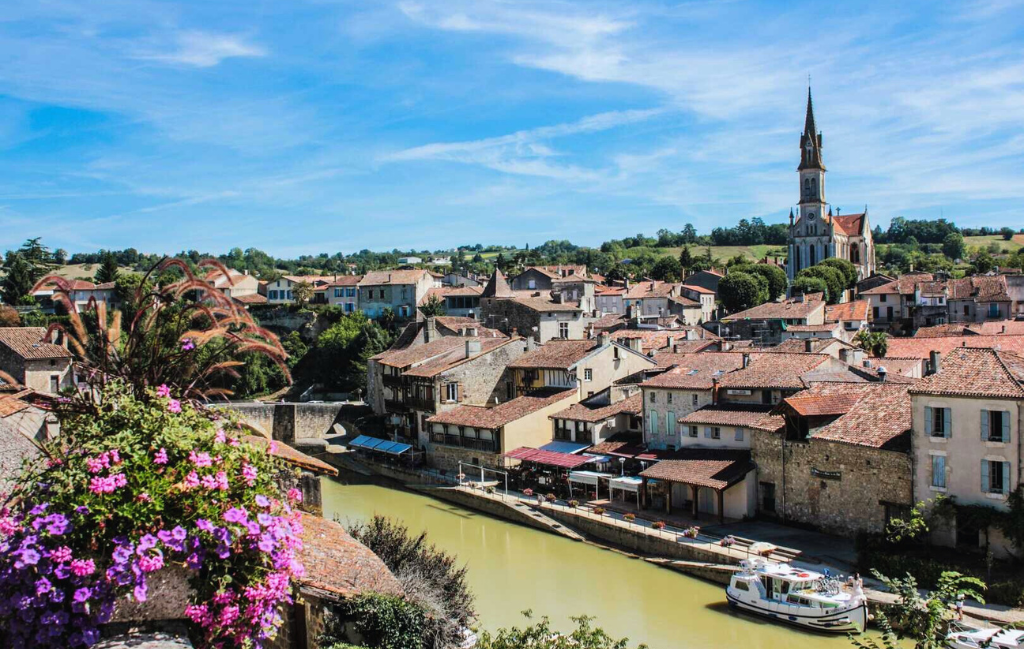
943;408;951;438
1003;412;1011;443
1004;462;1012;494
705;426;712;439
981;460;990;493
981;410;989;441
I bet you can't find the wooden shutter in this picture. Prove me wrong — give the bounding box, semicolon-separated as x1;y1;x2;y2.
1004;462;1012;494
943;408;951;438
1002;412;1011;443
981;410;989;441
704;426;712;439
456;382;464;402
925;407;933;434
981;460;990;493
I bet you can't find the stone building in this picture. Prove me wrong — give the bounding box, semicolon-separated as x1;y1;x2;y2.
752;382;914;536
549;391;643;448
510;265;588;291
0;327;73;394
479;270;595;343
786;88;876;282
357;269;438;321
720;292;826;345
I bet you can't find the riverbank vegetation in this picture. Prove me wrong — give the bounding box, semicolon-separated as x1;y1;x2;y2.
478;612;647;649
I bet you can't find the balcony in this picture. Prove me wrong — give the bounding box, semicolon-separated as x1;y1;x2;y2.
430;433;499;453
384;399;408;412
382;374;404;388
407;396;436;412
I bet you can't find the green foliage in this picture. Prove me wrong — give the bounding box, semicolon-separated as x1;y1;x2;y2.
849;571;984;649
1;254;34;305
942;233;967;260
1001;486;1024;553
419;294;447;317
855;330;888;357
884;500;930;545
791;275;827;298
312;312;393;392
797;264;845;303
974;250;995;273
13;237;59;281
349;516;475;648
649;255;682;282
479;611;647;649
678;246;694;274
718;271;767;314
818;258;858;288
339;593;426;649
95;252;121;284
1002;227;1016;241
731;263;788;301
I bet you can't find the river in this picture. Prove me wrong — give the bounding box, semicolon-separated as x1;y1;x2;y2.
322;476;859;649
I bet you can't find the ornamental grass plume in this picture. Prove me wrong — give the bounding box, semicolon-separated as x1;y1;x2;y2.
32;257;290;402
0;383;304;648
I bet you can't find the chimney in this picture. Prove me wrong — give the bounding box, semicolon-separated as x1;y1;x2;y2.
466;327;478;337
665;335;674;348
424;317;438;343
839;348;850;364
929;350;942;376
712;377;720;405
465;339;482;357
598;332;610;347
672;344;680;354
794;293;804;303
877;366;887;382
804;339;814;353
742;352;750;368
1002;325;1008;334
862;359;872;368
627;337;643;353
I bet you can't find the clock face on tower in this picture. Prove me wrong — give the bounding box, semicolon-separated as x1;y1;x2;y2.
807;211;815;220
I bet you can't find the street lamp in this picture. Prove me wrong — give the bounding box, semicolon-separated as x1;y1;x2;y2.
619;457;625;476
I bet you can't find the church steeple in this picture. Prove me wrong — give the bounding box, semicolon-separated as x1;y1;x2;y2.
799;86;825;172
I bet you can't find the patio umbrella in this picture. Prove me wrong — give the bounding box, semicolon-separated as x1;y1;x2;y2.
749;541;777;557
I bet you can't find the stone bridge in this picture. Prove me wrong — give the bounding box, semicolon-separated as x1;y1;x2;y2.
216;402;352;442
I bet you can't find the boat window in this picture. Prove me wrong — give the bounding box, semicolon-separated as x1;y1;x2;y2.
780;582;791;594
733;581;749;592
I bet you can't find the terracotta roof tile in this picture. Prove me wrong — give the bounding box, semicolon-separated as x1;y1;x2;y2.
550;393;642;423
403;338;519;378
909;347;1024;399
508;339;599;370
427;388;576;429
640;449;753;490
787;383;912;449
825;300;870;322
677;404;784;431
0;328;72;360
717;352;829;389
885;335;1024;360
297;514;403;600
232;293;268;305
832;212;865;236
783;393;862;417
680;284;715;295
374;335;506;368
860;273;934;296
724;293;824;321
768;338;851;354
641;353;744;389
914;324;971;338
359;269;431;286
626;281;678;299
967;321;1024;336
507;292;582;313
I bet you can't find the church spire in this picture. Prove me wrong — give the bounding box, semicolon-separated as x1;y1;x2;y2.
803;86;817;140
798;84;825;172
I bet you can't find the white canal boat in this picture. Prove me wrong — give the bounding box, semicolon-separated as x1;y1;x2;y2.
946;622;1024;648
725;558;867;634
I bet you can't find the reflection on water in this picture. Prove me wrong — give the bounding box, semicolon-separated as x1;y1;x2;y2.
322;476;861;649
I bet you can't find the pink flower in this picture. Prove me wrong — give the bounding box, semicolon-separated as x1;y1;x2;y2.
215;429;226;444
215;471;229;491
269;441;278;454
86;457;106;474
156;384;171;398
201;474;219;490
167;399;182;414
71;559;95;576
189;450;212;468
242;464;257;487
138;551;164;573
184;471;201;489
181;338;195;352
50;546;73;563
287;488;303;504
153;448;168;465
136;492;152;502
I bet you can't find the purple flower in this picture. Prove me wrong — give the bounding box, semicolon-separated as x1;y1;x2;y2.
35;577;52;596
223;507;248;524
74;505;89;516
137;534;157;553
258;536;275;553
195;518;215;533
257;513;273;527
49;588;65;604
14;548;40;569
134;581;148;602
73;587;92;604
112;545;133;565
181;338;195;351
171;526;187;541
45;514;70;536
167;399;182;414
153;448;168;465
215;543;231;559
255;494;271;508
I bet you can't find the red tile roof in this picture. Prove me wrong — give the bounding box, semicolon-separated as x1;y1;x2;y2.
640;449;753;490
504;447;596;469
885;335;1024;360
825;300;870;323
947;275;1010;301
374;335;504;368
402;338;519;378
419;285;483;305
508;339;599;370
677;404;784;432
550;393;642;423
609;329;714;354
717;352;829;389
724;293;824;321
0;328;72;360
232;293;268;305
909;347;1024;399
783;393;862;417
914;324;971;338
768;338;851;354
327;275;363;287
508;292;582;313
680;284;715;295
297;514;403;600
832;212;865;236
427;388;576;429
359;269;431;286
789;382;912;449
641;353;745;389
860;273;934;296
967;321;1024;336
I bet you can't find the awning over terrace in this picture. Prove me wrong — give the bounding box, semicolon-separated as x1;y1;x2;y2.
348;435;412;455
505;447;598;469
540;441;590;455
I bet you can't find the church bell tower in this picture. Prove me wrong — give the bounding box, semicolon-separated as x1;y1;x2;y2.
797;87;827;229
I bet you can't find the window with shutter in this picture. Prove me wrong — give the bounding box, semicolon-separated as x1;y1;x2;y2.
981;460;990;493
931;455;946;488
982;410;991;441
1003;462;1012;494
704;426;712;439
666;412;675;438
1002;411;1011;443
943;408;951;437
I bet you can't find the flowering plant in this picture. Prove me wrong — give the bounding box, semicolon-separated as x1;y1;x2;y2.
0;383;304;648
521;488;533;497
544;493;556;503
650;521;666;530
623;513;636;522
592;507;606;516
682;526;700;539
720;535;736;547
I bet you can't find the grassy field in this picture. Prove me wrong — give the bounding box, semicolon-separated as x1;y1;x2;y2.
478;244;784;264
49;264;137;281
964;234;1024;253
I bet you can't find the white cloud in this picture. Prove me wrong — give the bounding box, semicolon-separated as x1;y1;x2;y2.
138;31;267;68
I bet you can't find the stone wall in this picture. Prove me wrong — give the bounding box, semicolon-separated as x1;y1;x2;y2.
753;431;912;536
221;402;346;442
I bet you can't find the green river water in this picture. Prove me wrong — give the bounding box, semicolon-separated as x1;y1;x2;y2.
322;476;859;649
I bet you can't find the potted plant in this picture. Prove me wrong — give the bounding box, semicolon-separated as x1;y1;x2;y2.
682;526;700;538
485;486;495;494
544;493;556;503
456;473;466;480
720;535;736;547
623;513;636;522
651;521;666;530
568;499;579;508
593;507;606;515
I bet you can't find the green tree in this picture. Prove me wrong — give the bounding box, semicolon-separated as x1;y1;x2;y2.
54;248;68;265
16;237;58;281
790;276;827;298
718;271;767;313
292;280;314;307
850;571;984;649
337;593;426;649
797;265;845;303
679;246;693;276
734;264;788;301
95;253;121;284
942;233;967;261
855;329;888;357
1001;227;1015;241
419;294;447;317
818;258;858;289
649;256;682;282
479;612;646;649
2;254;35;305
974;250;995;273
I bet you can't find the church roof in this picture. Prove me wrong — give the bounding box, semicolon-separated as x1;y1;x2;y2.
481;268;513;298
832;212;866;236
798;87;825;171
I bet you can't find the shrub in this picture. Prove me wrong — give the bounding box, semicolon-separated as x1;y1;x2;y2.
340;593;426;649
986;581;1024;607
0;382;304;648
651;521;665;530
545;493;556;503
682;526;700;538
568;500;579;508
593;507;606;516
485;486;495;494
623;513;636;522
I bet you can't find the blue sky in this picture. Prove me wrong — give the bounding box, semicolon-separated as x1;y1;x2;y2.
1;0;1023;257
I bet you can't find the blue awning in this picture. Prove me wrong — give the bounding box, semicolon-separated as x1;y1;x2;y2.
375;440;398;454
540;441;590;455
348;435;372;449
363;437;388;451
386;443;413;455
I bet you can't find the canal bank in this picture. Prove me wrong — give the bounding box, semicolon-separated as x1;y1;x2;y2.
321;474;861;649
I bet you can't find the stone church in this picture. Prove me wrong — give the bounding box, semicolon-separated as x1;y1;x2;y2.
786;89;876;282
